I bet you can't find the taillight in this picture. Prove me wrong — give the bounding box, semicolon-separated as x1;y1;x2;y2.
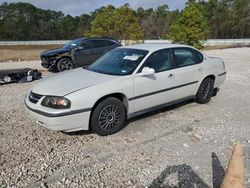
222;61;226;70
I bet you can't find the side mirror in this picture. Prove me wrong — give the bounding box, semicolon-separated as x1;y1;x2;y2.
140;67;155;76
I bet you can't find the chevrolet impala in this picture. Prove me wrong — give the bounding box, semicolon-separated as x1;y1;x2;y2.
25;44;226;135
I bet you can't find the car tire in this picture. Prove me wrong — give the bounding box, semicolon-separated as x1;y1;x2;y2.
57;57;74;72
195;78;215;104
90;97;126;136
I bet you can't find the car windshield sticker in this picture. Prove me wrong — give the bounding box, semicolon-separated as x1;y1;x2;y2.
123;54;142;61
122;70;127;73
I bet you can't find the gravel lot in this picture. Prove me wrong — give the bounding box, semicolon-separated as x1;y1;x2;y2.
0;48;250;187
0;45;61;62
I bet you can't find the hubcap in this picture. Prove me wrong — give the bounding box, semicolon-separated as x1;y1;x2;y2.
98;105;120;131
201;82;212;99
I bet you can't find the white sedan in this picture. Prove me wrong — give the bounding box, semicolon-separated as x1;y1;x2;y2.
25;44;226;135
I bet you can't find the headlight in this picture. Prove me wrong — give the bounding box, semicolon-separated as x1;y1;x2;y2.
41;96;71;109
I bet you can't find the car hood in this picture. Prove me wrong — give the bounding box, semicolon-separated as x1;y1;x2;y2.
31;68;117;96
41;48;69;57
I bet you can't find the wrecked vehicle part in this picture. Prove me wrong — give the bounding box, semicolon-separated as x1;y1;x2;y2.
40;37;121;72
0;68;42;85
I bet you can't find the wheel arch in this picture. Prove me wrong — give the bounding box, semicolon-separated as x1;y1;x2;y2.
56;56;73;63
196;74;216;95
203;74;216;82
90;92;129;114
88;93;129;129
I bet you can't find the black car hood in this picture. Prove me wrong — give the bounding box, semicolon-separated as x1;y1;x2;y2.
41;48;69;57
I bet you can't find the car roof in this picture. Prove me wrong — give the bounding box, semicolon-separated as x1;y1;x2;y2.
75;38;86;40
82;37;120;44
119;43;192;52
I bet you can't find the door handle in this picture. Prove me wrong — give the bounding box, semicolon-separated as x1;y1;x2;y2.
168;73;174;78
198;68;203;71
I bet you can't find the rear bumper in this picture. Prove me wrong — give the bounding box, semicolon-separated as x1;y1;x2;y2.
25;97;91;132
215;72;226;88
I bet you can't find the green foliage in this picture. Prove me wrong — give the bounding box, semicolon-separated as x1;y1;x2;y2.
88;5;144;40
0;2;91;40
168;3;209;48
0;1;249;41
202;0;250;38
202;0;234;38
232;0;250;38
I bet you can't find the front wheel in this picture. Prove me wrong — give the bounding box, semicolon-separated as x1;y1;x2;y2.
57;57;74;72
90;97;126;136
195;78;214;104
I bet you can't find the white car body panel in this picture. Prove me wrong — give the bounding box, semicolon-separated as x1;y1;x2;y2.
25;44;226;132
31;68;117;96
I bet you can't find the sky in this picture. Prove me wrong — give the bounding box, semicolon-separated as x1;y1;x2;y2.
0;0;187;16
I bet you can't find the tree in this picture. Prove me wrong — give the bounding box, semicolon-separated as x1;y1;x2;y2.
0;2;90;40
168;3;209;48
78;14;92;36
202;0;235;39
88;5;144;40
232;0;250;38
0;1;250;41
136;7;153;19
138;5;174;39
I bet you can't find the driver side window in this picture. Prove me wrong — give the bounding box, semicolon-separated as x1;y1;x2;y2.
80;40;94;49
139;49;171;73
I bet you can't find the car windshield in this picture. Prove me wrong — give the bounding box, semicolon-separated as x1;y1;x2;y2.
63;38;84;49
87;48;148;76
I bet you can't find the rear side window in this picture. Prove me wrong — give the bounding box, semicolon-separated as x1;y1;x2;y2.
195;50;204;63
173;48;203;68
92;40;108;48
106;40;118;46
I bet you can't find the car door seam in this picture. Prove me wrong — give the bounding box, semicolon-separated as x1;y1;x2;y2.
129;81;198;101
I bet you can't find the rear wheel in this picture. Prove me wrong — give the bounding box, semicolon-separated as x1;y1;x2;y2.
196;78;214;104
90;97;126;136
57;57;74;72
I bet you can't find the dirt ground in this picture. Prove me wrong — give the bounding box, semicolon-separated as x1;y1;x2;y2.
0;45;61;62
0;48;250;187
0;44;244;63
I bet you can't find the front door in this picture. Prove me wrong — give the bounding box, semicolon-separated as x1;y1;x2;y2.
74;40;96;67
133;48;178;112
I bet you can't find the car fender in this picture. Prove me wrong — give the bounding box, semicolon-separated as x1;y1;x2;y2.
65;76;134;114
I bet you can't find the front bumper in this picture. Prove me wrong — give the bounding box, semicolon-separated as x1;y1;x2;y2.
25;96;91;132
41;56;57;69
41;61;51;69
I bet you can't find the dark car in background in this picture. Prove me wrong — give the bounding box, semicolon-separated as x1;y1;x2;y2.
41;37;121;72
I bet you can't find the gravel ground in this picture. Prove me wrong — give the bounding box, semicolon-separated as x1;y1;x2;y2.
0;61;46;71
0;48;250;187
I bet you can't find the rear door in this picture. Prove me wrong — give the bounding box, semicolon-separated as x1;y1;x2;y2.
91;39;120;60
170;47;204;98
